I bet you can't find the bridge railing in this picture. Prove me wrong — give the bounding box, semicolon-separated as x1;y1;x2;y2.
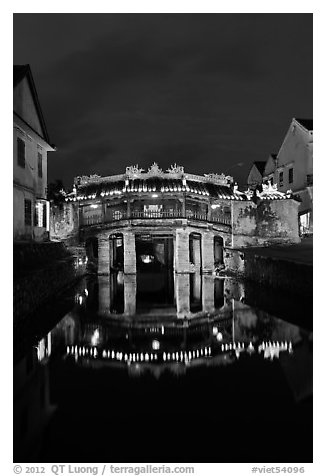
81;210;231;227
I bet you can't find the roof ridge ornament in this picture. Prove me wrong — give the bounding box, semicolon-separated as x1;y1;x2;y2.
204;173;233;186
125;164;145;178
75;174;101;186
166;163;184;175
148;162;164;176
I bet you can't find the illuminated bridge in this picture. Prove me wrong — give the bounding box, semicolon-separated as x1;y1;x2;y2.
61;163;300;276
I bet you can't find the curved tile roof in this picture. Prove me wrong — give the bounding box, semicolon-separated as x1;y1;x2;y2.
74;177;246;201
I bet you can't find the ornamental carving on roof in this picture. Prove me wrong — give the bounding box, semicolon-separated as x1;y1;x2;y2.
75;174;102;186
166;163;184;175
147;162;164;175
125;165;145;177
204;173;233;185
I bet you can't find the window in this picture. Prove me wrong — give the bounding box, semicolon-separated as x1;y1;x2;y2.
289;168;294;184
42;203;47;228
35;201;47;228
17;138;25;167
24;199;32;226
38;152;43;178
279;171;284;186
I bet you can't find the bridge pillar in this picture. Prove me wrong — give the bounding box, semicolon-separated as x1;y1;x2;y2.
202;274;215;314
175;228;190;273
202;231;215;274
175;273;190;318
124;274;137;315
123;231;136;274
98;275;111;315
98;238;110;275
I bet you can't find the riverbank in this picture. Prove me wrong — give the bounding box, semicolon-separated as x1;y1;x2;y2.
225;236;312;297
13;242;87;324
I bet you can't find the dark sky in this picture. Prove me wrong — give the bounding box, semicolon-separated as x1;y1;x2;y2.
13;13;312;189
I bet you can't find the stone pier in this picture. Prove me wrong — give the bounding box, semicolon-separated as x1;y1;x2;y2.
124;274;137;315
175;273;190;318
98;238;110;275
201;231;215;273
175;228;190;273
123;231;136;274
98;275;111;315
202;274;215;313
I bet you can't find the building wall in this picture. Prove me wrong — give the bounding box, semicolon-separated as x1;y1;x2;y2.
50;202;79;241
276;121;313;194
13;186;34;241
247;165;263;188
231;199;300;247
13;74;52;242
13;77;44;136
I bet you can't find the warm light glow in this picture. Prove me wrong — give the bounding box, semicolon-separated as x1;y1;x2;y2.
152;193;158;198
90;204;99;209
141;255;154;264
211;204;221;210
212;326;218;335
152;340;160;350
91;328;100;346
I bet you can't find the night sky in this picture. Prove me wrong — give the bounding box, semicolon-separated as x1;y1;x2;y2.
13;13;313;189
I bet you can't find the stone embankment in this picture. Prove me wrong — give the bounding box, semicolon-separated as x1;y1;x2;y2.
224;237;312;296
14;241;87;323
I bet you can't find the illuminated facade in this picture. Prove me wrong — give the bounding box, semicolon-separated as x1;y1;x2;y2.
13;65;55;242
61;164;301;276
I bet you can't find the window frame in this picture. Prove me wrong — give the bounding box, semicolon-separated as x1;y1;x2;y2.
17;137;26;168
279;171;284;186
24;199;32;227
38;152;43;178
288;167;294;184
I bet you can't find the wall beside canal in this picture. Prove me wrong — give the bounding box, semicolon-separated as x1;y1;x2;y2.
231;199;300;247
223;247;312;298
50;202;79;242
14;242;87;323
243;252;313;297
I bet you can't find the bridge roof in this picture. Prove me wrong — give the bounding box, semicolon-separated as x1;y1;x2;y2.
75;177;247;200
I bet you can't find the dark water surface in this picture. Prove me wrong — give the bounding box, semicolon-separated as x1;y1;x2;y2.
13;272;313;463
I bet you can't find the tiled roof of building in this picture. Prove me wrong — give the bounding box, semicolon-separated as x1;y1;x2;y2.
75;177;246;201
13;64;52;145
295;118;313;131
13;65;30;86
253;161;266;175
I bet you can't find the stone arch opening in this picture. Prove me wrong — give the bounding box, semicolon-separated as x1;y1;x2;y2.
189;232;202;272
109;233;124;272
214;235;224;267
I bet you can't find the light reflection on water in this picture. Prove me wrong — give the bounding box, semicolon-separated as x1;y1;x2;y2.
13;272;313;463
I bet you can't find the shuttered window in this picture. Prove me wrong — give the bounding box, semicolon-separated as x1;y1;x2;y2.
24;199;32;226
17;138;25;167
42;203;47;228
38;152;43;177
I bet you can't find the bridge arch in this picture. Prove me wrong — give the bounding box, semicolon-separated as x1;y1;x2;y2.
214;235;224;266
189;231;202;272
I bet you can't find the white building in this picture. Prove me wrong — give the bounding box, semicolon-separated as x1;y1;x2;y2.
13;65;55;241
265;118;313;234
256;118;313;235
247;161;267;189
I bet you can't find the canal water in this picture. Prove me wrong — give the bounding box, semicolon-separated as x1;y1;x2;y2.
13;272;313;463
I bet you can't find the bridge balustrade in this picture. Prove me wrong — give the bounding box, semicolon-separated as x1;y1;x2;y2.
81;209;231;227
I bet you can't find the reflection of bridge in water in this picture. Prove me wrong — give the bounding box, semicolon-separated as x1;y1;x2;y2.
49;273;312;379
